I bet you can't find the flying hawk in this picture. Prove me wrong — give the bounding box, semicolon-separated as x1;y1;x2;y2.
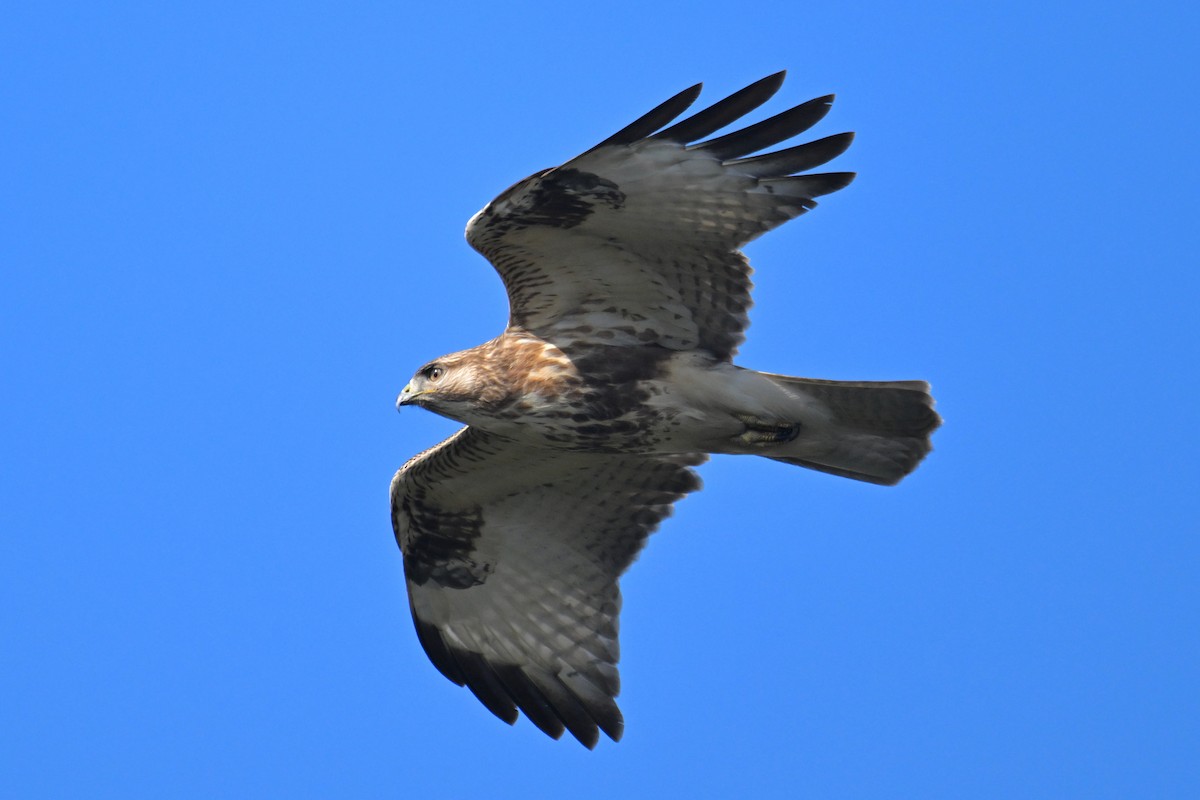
391;72;940;748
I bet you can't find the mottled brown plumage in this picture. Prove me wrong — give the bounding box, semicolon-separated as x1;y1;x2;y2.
391;72;940;748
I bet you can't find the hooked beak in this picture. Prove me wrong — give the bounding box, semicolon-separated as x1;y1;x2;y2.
396;381;421;410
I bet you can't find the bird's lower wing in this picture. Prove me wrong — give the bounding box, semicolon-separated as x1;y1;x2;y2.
390;427;705;747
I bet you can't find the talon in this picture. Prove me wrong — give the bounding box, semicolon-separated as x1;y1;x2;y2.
734;414;800;445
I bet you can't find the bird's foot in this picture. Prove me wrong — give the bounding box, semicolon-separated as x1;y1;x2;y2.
734;414;801;446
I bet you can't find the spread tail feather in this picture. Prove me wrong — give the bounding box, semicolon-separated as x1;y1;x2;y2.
759;374;941;485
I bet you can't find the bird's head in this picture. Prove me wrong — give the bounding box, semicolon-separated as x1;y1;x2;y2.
396;351;486;422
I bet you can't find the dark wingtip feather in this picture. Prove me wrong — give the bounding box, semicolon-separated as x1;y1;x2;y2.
453;649;521;726
726;132;855;178
560;671;625;742
527;671;605;749
603;716;624;742
695;94;836;160
651;71;787;144
586;83;703;152
415;616;619;746
805;171;856;196
763;171;856;199
494;664;569;743
411;613;466;685
412;614;529;727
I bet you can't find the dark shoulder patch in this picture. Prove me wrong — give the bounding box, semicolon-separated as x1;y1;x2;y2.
400;495;491;589
520;168;625;229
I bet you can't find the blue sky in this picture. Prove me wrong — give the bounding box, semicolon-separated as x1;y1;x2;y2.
3;1;1198;797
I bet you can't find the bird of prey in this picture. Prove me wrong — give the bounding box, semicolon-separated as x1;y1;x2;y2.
391;71;940;748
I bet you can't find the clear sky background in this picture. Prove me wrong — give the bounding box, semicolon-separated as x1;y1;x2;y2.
3;2;1198;797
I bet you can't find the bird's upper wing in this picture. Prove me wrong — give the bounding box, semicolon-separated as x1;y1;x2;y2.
391;426;705;748
466;71;854;360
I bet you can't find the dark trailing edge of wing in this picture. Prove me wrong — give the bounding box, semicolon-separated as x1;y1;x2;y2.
586;83;702;152
650;71;786;144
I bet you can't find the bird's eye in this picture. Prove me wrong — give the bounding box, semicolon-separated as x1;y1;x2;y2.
424;366;445;382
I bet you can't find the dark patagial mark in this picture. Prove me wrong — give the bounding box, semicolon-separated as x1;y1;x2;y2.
518;168;625;229
401;496;491;589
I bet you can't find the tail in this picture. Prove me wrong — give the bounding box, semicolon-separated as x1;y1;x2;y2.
759;374;941;485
